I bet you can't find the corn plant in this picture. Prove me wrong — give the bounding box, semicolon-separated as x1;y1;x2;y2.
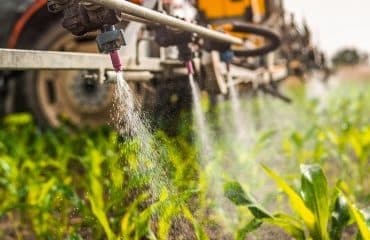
224;164;370;240
1;82;370;239
280;84;370;201
0;113;207;239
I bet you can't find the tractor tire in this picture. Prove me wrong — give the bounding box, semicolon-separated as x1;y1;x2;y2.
23;23;117;127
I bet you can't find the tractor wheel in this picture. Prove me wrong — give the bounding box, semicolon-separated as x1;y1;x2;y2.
23;24;116;127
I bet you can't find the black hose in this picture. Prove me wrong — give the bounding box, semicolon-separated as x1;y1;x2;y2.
230;22;281;57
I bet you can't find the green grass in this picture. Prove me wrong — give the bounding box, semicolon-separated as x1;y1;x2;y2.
0;81;369;239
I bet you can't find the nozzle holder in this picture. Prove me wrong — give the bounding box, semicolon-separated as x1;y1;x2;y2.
96;25;126;53
47;0;69;13
50;0;122;36
204;37;233;64
154;25;193;47
154;25;194;61
220;50;235;64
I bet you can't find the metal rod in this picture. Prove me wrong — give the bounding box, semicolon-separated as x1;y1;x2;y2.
87;0;244;45
0;49;112;71
0;48;167;82
121;13;156;25
0;48;163;72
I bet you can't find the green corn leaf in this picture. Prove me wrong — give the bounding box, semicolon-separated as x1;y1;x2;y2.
354;208;370;240
89;196;116;240
88;149;116;240
68;233;83;240
40;178;58;205
157;189;180;240
236;218;263;240
182;206;209;240
268;213;306;240
223;181;249;205
329;196;351;240
291;132;304;148
158;203;178;240
3;113;33;126
262;165;315;230
120;193;149;239
338;182;370;240
342;197;370;240
300;164;330;240
224;181;272;219
224;181;306;239
158;189;206;240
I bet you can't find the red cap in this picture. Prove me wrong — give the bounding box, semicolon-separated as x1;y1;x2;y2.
110;50;123;72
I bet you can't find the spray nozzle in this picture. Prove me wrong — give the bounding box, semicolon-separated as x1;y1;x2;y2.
153;24;195;63
97;25;126;53
96;25;126;72
154;25;194;48
220;50;235;72
185;61;194;75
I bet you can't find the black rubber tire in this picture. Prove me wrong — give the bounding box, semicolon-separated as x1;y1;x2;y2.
23;24;69;127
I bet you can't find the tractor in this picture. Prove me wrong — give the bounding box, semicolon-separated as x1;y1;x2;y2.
0;0;324;127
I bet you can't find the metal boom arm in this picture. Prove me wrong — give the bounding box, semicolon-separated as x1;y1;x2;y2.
86;0;244;45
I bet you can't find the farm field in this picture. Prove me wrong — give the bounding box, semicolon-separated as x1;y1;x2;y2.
2;0;370;239
0;79;369;239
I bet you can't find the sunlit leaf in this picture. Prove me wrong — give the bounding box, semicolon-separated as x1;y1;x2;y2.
183;206;209;240
330;196;351;240
268;213;306;240
3;113;33;126
262;165;315;230
338;190;370;240
89;196;116;240
236;218;262;240
300;164;330;240
224;181;271;218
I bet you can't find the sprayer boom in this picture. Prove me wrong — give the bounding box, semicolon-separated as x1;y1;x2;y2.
47;0;243;45
87;0;243;45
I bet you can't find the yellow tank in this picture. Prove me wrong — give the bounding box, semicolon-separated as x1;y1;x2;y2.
197;0;266;21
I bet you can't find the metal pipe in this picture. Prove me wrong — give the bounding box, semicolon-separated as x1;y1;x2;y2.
0;48;166;82
105;70;154;83
86;0;244;45
0;48;164;72
121;13;157;25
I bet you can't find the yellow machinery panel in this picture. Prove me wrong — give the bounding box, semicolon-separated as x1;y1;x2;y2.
198;0;252;19
251;0;266;19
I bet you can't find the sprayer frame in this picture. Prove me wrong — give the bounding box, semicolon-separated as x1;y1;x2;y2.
0;0;286;88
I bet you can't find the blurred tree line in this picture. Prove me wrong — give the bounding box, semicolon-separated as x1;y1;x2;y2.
332;48;369;67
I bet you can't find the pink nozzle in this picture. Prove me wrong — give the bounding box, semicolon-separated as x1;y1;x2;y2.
226;63;231;72
110;50;123;72
185;61;194;75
